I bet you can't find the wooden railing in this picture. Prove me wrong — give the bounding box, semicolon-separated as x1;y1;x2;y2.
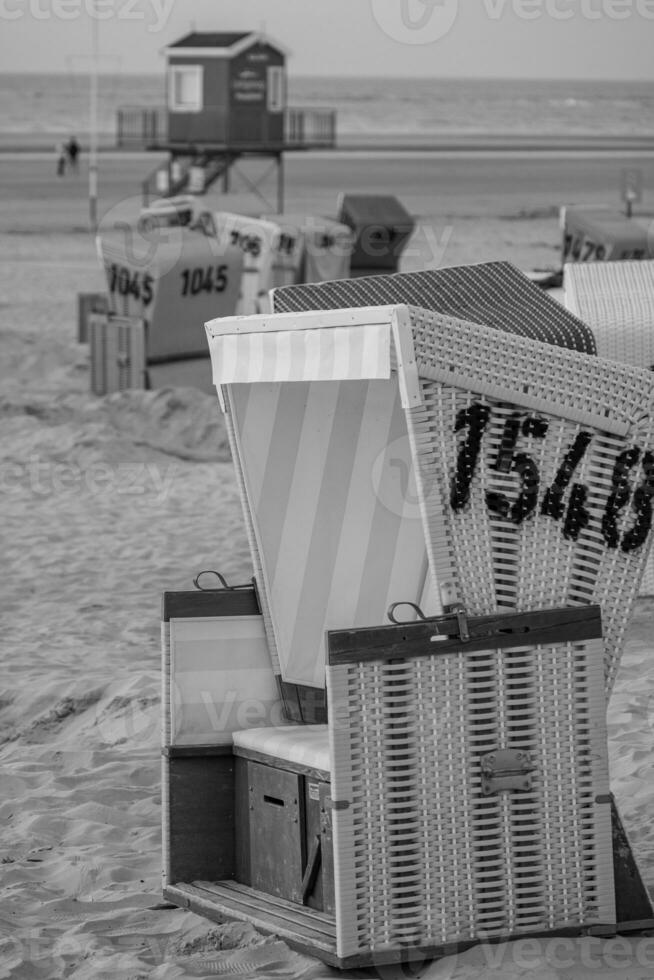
116;106;336;149
285;108;336;147
117;106;167;148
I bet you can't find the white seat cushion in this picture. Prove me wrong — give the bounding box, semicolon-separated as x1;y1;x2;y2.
232;725;330;775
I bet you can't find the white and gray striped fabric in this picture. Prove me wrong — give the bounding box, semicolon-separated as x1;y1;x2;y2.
225;377;433;688
211;322;391;386
168;614;282;746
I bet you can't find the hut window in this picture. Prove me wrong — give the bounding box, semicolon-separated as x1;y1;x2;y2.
169;65;203;112
267;66;285;113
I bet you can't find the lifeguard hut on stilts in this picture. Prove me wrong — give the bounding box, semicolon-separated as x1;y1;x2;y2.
117;31;336;211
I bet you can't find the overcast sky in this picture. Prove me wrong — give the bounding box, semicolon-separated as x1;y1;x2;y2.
1;0;653;78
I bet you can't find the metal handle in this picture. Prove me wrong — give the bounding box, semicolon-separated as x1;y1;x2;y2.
193;570;253;592
387;601;470;642
387;601;428;625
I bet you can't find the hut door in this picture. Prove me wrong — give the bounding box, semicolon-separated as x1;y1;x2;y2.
267;67;285;112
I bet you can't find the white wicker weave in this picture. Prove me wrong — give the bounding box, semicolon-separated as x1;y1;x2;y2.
564;260;654;594
327;630;613;956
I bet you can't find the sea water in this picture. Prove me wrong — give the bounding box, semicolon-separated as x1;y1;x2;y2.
0;71;652;140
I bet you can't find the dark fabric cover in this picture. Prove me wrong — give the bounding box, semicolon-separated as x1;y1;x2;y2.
272;261;596;354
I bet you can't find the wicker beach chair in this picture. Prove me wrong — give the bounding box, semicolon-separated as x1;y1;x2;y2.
207;304;654;699
209;264;595;714
561;206;651;264
196;303;654;961
212;213;304;314
565;259;654;594
264;213;354;284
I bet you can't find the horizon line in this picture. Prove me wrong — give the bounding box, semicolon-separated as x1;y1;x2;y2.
1;69;653;84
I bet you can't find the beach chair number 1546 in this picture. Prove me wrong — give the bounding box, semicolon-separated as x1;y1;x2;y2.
450;401;654;553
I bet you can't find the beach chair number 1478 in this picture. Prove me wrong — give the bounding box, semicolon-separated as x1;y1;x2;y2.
451;400;654;552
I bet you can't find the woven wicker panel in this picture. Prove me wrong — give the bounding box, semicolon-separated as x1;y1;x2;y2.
271;261;596;354
401;306;654;696
564;261;654;367
564;261;654;596
327;635;614;957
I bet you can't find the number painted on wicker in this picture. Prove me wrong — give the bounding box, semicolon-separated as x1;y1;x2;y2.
602;448;654;552
563;235;607;263
450;402;491;511
541;431;593;541
229;231;262;258
108;264;154;306
452;402;653;551
485;414;549;525
180;264;229;297
277;233;297;256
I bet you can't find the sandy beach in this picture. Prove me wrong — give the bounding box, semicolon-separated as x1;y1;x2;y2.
2;148;654;978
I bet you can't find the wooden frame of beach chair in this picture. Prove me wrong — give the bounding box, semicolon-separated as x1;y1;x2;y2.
161;581;285;892
564;260;654;595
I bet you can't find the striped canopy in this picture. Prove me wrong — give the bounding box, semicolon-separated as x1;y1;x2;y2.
207;307;434;689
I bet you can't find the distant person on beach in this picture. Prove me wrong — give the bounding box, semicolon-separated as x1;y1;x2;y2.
55;141;66;177
66;136;80;173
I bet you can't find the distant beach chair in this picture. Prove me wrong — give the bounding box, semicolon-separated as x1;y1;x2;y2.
264;213;354;284
161;301;654;965
564;259;654;595
337;193;415;275
561;205;651;265
94;227;243;392
211;213;304;315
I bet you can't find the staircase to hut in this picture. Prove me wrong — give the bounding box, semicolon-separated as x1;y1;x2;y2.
141;154;230;205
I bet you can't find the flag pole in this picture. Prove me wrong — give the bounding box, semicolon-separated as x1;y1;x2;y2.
89;0;99;232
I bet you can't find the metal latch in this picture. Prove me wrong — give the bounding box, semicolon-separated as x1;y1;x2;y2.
480;749;535;796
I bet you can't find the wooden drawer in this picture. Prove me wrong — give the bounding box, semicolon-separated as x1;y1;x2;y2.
235;757;334;913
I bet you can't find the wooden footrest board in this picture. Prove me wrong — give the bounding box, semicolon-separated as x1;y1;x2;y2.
164;880;621;970
165;880;337;961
